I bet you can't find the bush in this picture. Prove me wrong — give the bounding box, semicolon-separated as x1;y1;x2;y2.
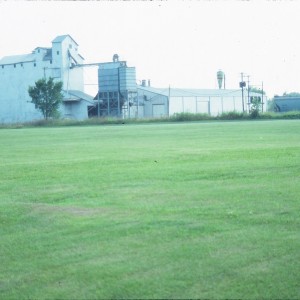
281;111;300;119
249;109;259;119
218;111;246;120
170;112;211;122
2;110;300;129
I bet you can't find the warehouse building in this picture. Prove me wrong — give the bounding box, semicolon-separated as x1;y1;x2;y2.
126;86;265;118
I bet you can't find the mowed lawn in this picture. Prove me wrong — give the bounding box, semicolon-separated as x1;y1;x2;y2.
0;120;299;299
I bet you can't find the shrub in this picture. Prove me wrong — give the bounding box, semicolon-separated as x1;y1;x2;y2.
249;109;259;119
218;111;246;120
2;110;300;129
170;112;211;122
281;111;300;119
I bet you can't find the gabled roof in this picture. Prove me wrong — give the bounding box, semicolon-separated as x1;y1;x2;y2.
63;90;94;103
34;47;51;51
137;86;263;98
52;35;78;46
0;53;35;65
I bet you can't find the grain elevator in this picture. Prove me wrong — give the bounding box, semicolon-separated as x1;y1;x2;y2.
93;54;137;117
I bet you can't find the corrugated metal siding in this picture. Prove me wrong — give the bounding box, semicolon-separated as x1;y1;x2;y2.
119;67;136;91
274;97;300;112
98;68;119;92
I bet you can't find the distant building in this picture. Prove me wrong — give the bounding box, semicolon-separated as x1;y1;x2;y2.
0;35;94;123
129;86;265;118
274;96;300;112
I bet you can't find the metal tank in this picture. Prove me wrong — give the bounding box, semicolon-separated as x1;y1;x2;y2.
96;56;137;117
119;66;136;92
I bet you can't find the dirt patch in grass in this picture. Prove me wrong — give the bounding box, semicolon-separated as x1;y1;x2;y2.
32;203;110;217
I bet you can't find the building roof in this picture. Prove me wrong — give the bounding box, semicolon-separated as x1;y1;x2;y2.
137;86;258;98
0;35;80;65
63;90;94;103
52;35;78;46
0;53;36;65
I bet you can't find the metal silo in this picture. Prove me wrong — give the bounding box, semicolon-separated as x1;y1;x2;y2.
119;66;136;92
96;57;137;117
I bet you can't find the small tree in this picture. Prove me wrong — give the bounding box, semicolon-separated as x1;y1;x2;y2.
28;77;63;120
282;92;300;97
248;86;266;95
249;96;261;118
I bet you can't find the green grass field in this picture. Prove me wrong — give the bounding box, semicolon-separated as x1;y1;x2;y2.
1;120;299;299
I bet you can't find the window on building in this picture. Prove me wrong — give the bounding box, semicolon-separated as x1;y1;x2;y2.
14;64;16;68
34;63;36;67
21;63;23;67
69;44;72;49
50;60;52;64
57;51;59;55
1;65;4;69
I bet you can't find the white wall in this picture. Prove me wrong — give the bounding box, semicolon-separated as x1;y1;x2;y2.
0;61;46;123
170;95;256;116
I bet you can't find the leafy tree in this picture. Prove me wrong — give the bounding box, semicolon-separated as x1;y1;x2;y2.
282;92;300;97
249;97;261;118
28;77;63;119
248;86;266;95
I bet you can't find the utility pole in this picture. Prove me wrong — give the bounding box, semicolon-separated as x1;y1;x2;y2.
261;82;264;113
168;85;171;117
137;89;139;119
239;73;246;113
246;75;250;113
97;89;100;118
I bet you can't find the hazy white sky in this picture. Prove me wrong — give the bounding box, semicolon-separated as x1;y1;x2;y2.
1;0;300;97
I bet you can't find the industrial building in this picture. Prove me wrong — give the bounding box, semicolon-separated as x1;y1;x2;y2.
0;35;93;123
0;35;265;123
274;96;300;112
89;63;264;118
132;86;265;118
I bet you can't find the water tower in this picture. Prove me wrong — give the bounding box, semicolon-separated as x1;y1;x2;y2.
217;70;225;89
